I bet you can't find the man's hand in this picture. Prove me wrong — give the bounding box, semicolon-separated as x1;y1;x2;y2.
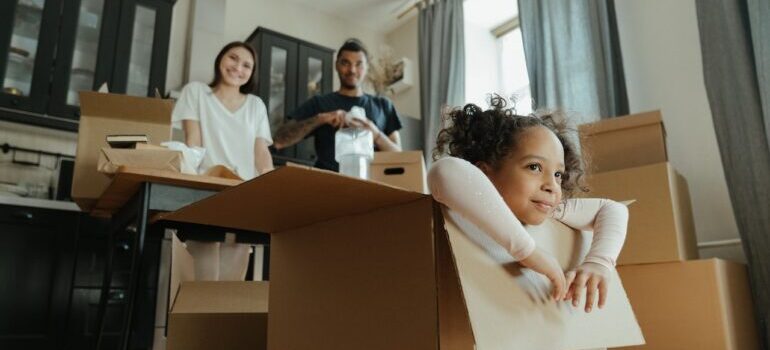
347;116;381;137
564;262;611;312
519;247;567;301
318;110;346;129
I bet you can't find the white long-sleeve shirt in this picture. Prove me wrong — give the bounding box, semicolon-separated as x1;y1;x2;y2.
427;157;628;270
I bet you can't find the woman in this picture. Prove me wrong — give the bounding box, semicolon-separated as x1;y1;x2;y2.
172;41;273;280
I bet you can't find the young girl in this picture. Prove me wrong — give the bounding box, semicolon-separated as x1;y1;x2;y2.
172;41;273;280
428;97;628;313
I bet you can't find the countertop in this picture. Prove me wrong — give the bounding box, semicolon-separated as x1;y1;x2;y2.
0;194;81;212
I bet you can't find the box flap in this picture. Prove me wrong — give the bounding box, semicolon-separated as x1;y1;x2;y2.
162;165;428;233
72;92;174;211
79;91;174;124
171;281;268;314
441;208;645;349
579;110;663;135
372;150;425;165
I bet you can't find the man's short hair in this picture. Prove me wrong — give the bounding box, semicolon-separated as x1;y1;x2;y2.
337;38;369;61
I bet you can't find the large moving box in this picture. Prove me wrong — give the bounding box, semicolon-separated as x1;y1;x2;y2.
617;259;759;350
579;110;667;173
167;281;268;350
584;162;698;265
369;150;428;193
163;165;643;349
73;92;174;211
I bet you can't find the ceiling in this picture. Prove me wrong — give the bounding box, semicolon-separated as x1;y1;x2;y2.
285;0;417;33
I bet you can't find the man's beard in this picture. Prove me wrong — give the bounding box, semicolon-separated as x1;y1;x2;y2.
339;74;360;90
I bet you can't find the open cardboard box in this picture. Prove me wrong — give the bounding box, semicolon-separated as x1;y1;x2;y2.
579;110;667;174
73;91;174;211
369;150;428;193
164;234;269;350
583;162;698;265
162;165;644;349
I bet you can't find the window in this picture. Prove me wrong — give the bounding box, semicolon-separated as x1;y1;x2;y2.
464;0;531;114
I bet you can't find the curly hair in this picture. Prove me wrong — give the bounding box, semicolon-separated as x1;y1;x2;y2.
433;95;587;198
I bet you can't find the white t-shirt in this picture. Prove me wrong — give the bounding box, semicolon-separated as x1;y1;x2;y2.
172;82;273;180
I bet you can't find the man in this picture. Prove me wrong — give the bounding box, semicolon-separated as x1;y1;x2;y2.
273;39;402;171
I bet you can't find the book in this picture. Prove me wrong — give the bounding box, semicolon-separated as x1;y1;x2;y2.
106;134;149;149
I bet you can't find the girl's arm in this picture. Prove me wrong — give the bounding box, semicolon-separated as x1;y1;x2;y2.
182;120;203;147
552;198;629;270
254;138;274;176
427;157;536;260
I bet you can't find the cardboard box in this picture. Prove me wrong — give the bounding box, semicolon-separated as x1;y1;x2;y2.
167;281;268;350
97;145;182;175
73;91;174;211
584;162;698;265
163;165;644;349
369;150;428;193
579;110;667;173
617;259;759;350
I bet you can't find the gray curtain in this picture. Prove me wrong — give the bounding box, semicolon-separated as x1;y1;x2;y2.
748;0;770;152
518;0;628;120
418;0;465;162
696;0;770;348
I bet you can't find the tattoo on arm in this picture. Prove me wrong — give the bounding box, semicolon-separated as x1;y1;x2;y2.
274;117;322;149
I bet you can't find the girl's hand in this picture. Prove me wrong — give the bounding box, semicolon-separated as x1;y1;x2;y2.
564;262;611;312
519;247;567;300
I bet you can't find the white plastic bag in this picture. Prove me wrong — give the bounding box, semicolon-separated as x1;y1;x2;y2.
161;141;206;174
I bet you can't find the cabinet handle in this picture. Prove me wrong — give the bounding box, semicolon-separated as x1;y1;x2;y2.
115;241;131;251
108;290;126;301
12;211;34;221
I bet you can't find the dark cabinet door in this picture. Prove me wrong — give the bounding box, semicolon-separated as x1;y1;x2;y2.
111;0;172;98
248;28;333;166
0;0;62;114
0;0;174;131
296;44;334;163
0;205;78;349
48;0;121;120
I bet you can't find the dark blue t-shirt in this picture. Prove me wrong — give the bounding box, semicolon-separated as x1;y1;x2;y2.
287;92;402;171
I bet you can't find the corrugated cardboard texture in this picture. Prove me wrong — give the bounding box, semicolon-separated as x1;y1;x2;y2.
442;209;644;350
167;282;268;350
164;165;644;350
268;198;438;350
163;165;426;233
370;150;428;193
617;259;758;350
97;147;182;174
436;204;476;350
73;92;174;210
579;110;667;173
584;162;698;265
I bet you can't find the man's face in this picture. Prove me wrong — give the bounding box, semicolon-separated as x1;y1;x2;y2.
336;50;367;89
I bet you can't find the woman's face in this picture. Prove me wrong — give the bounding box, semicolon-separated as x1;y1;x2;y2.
480;125;565;225
218;46;254;88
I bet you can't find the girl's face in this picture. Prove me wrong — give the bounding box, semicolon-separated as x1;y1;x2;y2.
480;125;565;225
218;46;254;88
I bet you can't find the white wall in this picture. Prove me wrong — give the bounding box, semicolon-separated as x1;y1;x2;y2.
385;15;421;120
615;0;744;262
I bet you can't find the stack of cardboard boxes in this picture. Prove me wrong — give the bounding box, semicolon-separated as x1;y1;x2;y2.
579;111;759;349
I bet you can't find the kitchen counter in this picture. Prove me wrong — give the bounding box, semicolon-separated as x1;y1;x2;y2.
0;194;81;211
